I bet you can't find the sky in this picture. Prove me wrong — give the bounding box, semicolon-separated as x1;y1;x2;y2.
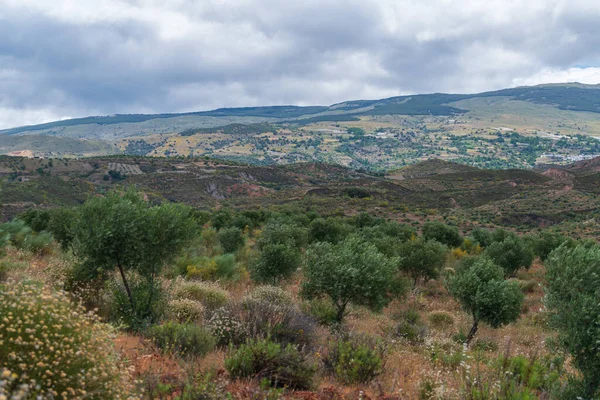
1;0;600;129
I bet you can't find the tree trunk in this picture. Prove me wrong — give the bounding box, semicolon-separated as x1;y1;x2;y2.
336;302;347;323
117;263;136;314
466;319;479;346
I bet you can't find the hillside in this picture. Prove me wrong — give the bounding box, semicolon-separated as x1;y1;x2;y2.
2;156;600;399
2;84;600;170
2;155;599;238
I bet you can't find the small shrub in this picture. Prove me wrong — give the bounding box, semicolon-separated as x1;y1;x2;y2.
428;311;455;329
324;334;385;384
208;305;247;347
172;279;231;312
178;370;229;400
302;297;338;326
519;279;537;293
0;219;31;248
243;285;295;308
391;311;428;343
452;330;467;344
392;319;428;343
429;340;466;369
167;298;205;323
214;253;238;279
107;274;165;329
184;254;240;281
148;322;216;357
242;298;317;347
23;231;54;255
0;281;136;399
225;339;315;390
471;338;498;352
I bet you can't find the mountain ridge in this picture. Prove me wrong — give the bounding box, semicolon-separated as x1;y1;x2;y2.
3;82;600;135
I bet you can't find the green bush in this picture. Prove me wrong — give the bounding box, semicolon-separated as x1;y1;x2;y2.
391;318;428;343
324;335;385;384
46;207;79;251
471;338;498;352
0;219;31;248
429;340;466;369
249;243;301;284
218;227;245;253
225;339;315;390
108;274;165;329
0;281;136;399
177;370;230;400
148;321;216;357
302;297;339;326
519;279;537;293
180;254;240;281
397;238;448;286
214;253;238;278
484;236;534;278
422;221;462;247
258;221;308;249
308;217;353;244
428;311;455;329
545;244;600;397
172;279;231;312
23;231;54;255
532;231;575;261
19;208;51;232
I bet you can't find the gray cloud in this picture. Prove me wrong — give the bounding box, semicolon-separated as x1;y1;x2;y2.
1;0;600;128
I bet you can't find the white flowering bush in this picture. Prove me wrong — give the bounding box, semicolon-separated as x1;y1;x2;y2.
0;281;137;399
167;298;205;323
242;285;295;309
208;306;247;347
172;279;231;312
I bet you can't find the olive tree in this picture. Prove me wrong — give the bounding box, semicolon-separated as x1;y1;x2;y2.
545;244;600;397
249;243;301;284
218;227;245;253
422;221;463;247
397;238;447;286
248;221;306;283
484;236;534;278
446;257;523;345
74;189;195;324
301;236;404;323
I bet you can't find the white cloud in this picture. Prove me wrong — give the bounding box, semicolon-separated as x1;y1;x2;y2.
512;67;600;87
0;0;599;128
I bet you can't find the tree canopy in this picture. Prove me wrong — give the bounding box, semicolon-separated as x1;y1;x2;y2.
301;236;404;322
446;257;523;345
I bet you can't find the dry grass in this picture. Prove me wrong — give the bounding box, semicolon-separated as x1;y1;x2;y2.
0;246;562;399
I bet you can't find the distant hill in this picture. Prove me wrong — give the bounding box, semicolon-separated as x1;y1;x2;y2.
2;156;600;239
3;83;600;136
2;83;600;169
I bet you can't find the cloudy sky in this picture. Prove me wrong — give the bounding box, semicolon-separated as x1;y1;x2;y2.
1;0;600;129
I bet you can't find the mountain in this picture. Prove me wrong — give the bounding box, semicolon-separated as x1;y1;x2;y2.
2;83;600;170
